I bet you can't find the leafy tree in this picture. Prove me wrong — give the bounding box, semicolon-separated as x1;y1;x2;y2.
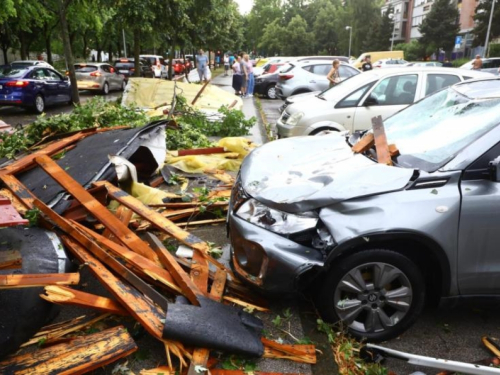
419;0;459;57
394;40;425;61
282;15;314;56
472;0;500;49
312;1;340;55
258;19;286;56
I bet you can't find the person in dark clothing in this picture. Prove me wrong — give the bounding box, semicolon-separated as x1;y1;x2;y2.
361;55;372;72
443;59;452;67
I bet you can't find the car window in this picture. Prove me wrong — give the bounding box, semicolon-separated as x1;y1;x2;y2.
11;62;33;68
483;60;492;69
339;65;357;79
31;68;49;80
301;65;312;72
491;59;500;68
280;63;295;73
311;64;331;75
75;65;97;73
425;74;460;96
145;57;156;65
0;68;28;78
46;69;62;80
370;74;418;105
336;82;375;108
115;62;133;69
159;58;165;65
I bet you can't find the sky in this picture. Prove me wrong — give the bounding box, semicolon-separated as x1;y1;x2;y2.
235;0;254;14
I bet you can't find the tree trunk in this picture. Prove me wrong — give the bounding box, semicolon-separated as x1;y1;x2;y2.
1;48;8;65
169;38;176;79
108;43;112;63
97;49;102;62
20;32;28;60
82;32;88;61
58;0;80;104
133;28;140;77
45;36;53;65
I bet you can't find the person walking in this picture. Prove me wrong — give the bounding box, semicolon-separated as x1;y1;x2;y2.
472;54;483;70
224;54;230;76
232;56;243;96
244;54;254;97
240;54;248;97
326;59;341;88
361;55;372;72
196;49;209;82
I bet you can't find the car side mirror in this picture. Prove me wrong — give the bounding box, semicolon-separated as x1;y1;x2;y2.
364;95;378;106
489;156;500;182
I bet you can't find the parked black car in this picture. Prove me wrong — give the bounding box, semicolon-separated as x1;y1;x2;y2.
254;71;280;99
113;58;154;80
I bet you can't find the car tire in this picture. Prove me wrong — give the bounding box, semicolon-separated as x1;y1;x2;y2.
102;82;109;95
266;84;277;99
32;94;45;114
316;249;425;342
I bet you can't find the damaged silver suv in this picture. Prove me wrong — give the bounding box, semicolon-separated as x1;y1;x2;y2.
229;78;500;341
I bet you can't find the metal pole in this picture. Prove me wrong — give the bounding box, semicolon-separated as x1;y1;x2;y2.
122;29;127;58
484;0;497;57
348;28;352;57
391;15;397;51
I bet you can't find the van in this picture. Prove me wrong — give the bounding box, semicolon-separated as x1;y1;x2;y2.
139;55;167;79
352;50;404;69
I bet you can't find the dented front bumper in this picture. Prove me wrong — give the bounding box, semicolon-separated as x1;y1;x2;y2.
228;213;324;293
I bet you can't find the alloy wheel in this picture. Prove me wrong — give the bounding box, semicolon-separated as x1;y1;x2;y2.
103;82;109;95
267;85;276;99
35;95;45;113
334;262;412;333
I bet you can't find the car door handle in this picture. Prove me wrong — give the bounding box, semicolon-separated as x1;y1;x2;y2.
309;80;316;83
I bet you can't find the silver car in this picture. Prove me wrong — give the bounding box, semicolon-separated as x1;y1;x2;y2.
460;57;500;76
275;60;360;99
74;63;126;94
229;78;500;341
277;67;491;138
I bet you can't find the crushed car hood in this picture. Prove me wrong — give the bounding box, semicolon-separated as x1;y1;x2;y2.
240;134;415;213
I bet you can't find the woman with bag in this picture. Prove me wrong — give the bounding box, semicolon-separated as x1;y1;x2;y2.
327;59;341;88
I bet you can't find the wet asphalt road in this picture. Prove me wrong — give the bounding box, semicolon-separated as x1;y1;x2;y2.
0;90;122;127
258;94;500;374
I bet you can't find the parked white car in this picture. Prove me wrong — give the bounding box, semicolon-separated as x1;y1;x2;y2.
277;67;491;138
11;60;55;70
276;60;360;99
254;57;293;77
373;58;408;68
140;55;167;78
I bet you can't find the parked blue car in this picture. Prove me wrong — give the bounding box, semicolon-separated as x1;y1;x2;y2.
0;66;72;113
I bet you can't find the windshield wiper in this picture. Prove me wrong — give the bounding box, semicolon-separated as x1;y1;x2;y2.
317;95;326;101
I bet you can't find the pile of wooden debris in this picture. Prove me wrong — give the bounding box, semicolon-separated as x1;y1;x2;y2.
0;126;316;374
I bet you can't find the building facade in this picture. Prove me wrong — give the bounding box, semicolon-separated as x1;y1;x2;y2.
381;0;477;57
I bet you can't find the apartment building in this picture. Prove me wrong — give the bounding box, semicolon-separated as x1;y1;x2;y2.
381;0;477;56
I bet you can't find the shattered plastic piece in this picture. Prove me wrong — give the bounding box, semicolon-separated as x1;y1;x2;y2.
176;245;194;259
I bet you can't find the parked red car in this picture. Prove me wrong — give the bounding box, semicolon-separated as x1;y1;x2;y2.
173;59;185;75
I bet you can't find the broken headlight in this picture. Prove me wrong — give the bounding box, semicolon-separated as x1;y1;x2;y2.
236;199;318;234
286;112;304;126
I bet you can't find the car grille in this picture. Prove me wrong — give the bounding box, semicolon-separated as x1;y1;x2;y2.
281;111;290;123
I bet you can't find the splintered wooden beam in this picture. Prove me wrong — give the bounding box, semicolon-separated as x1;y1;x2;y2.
210;371;303;375
140;367;176;375
191;79;211;105
92;181;232;278
261;338;317;364
0;250;22;270
0;174;36;210
0;273;79;289
33;155;161;266
0;326;137;374
0;131;87;176
21;313;111;348
41;286;129;316
372;115;392;166
73;221;182;295
61;235;165;339
143;233;202;306
351;132;375;154
102;205;133;242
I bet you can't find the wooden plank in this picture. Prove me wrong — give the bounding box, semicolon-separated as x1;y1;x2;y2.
261;338;316;360
93;181;231;276
0;326;137;375
178;147;226;156
21;313;111;348
210;269;227;301
351;132;374;154
73;221;181;295
388;143;400;157
141;367;176;375
0;249;22;270
178;218;226;228
34;155;161;266
210;371;303;375
191;79;211;105
0;189;27;215
0;131;87;176
371;115;392;166
60;235;165;339
143;232;202;306
0;174;36;209
0;273;79;289
41;286;129;316
102;205;133;241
